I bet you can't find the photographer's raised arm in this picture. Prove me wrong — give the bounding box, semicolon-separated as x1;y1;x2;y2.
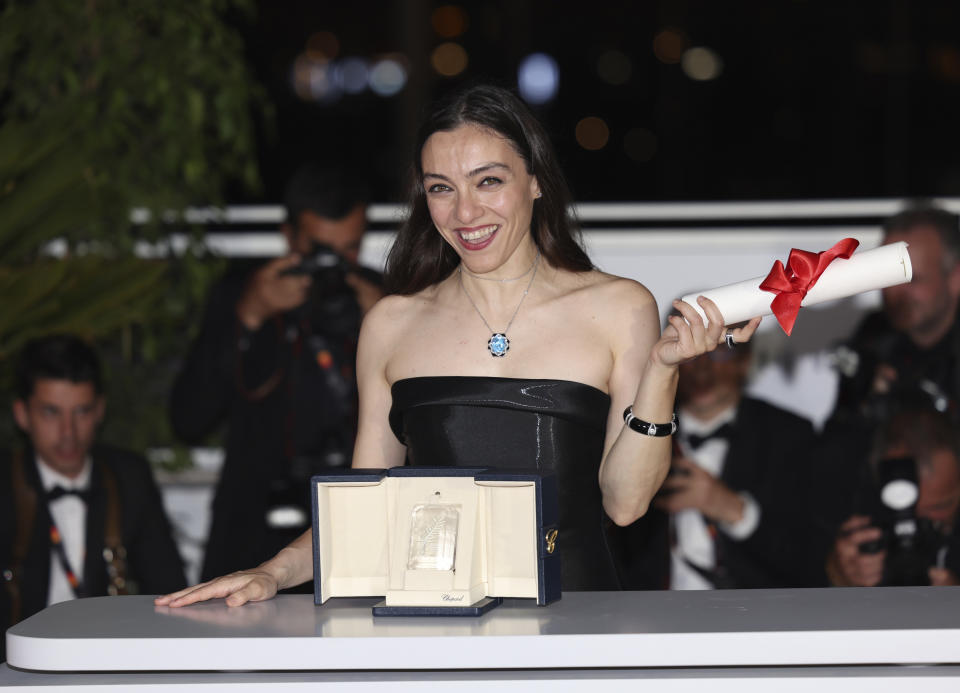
170;255;311;442
235;255;311;331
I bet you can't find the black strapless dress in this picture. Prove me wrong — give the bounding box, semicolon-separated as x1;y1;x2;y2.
388;376;620;590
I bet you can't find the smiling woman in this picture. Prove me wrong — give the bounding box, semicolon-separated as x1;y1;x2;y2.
386;84;592;296
156;84;760;608
422;127;540;267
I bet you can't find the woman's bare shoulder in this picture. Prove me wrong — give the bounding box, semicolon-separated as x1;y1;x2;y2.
559;271;661;358
357;294;422;373
567;272;663;378
566;270;658;312
364;288;435;325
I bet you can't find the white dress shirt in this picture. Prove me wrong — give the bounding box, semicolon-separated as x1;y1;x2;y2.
670;406;761;590
36;456;92;606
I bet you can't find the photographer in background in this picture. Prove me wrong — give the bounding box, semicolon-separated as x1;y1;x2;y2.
820;206;960;527
832;206;960;425
827;402;960;587
170;163;384;583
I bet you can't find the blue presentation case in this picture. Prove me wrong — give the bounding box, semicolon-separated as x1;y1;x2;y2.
310;467;561;615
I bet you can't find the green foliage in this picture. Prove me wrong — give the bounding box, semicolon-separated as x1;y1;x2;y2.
0;0;262;218
0;0;263;455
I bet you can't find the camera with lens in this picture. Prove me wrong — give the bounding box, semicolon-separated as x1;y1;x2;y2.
281;241;352;297
857;456;948;585
280;241;381;334
833;341;954;424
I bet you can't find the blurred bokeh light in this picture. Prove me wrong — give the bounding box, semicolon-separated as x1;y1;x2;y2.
334;57;369;94
576;116;610;150
306;31;340;60
518;53;560;104
931;46;960;82
369;56;408;97
432;42;469;76
653;28;687;64
292;54;340;103
681;47;723;81
432;5;468;38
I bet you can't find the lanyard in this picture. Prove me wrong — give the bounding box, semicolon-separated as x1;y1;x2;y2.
48;521;87;599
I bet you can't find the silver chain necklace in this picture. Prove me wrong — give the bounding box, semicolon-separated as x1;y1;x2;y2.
459;252;540;357
460;251;540;282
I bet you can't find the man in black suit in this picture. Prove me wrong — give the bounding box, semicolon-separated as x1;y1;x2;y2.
613;337;820;589
1;335;185;661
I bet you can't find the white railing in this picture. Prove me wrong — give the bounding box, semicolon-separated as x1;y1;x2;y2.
132;197;960;226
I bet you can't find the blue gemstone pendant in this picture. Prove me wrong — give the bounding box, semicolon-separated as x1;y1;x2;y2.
487;333;510;357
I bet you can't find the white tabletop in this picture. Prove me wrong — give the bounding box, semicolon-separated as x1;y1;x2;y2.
7;587;960;673
5;663;960;692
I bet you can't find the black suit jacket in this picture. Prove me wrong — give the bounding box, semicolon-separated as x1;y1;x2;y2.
170;264;365;580
611;397;823;589
817;308;960;538
0;444;186;661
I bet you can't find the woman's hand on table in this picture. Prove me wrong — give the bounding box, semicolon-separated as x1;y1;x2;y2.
154;569;280;608
652;296;761;369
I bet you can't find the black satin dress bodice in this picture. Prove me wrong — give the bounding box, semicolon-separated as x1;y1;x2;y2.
389;376;620;590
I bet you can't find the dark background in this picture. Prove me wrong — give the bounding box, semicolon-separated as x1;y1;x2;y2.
237;0;960;205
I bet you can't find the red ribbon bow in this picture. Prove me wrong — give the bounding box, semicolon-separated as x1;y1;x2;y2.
759;238;860;335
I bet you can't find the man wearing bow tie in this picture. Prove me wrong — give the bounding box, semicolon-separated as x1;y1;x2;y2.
1;335;185;660
650;337;820;589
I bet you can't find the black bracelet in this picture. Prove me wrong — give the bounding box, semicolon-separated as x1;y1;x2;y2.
622;406;678;437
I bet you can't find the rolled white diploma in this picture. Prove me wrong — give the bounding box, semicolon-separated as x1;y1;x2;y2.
680;241;913;326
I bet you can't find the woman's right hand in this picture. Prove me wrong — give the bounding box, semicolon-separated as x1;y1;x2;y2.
154;568;280;608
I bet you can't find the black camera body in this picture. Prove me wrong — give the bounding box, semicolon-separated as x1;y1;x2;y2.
858;456;948;585
894;521;944;586
859;516;945;586
280;241;381;334
281;241;351;293
835;334;955;425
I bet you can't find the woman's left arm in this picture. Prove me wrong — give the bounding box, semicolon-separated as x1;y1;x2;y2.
598;282;759;526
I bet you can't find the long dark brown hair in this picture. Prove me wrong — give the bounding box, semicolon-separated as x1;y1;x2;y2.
384;84;593;295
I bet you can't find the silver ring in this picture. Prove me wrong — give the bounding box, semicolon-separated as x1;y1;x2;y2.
724;331;736;349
